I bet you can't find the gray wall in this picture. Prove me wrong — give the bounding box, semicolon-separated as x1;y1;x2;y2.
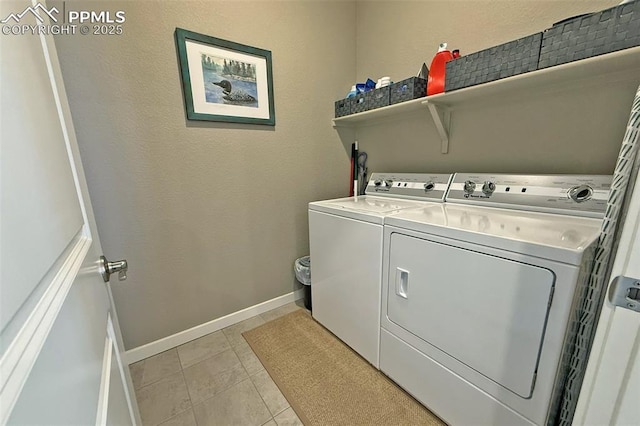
354;0;636;175
54;1;356;349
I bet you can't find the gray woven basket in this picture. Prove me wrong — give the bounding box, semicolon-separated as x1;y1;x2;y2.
334;98;351;118
538;0;640;69
352;92;367;114
389;77;427;105
445;33;542;92
365;86;390;111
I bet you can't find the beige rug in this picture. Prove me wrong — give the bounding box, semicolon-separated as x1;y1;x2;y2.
243;310;445;426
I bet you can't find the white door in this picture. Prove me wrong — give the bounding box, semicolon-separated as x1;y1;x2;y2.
573;170;640;425
0;1;140;424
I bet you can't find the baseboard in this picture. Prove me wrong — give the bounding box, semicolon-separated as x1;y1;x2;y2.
125;289;304;364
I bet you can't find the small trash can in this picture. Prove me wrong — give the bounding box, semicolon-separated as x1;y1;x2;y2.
294;256;311;310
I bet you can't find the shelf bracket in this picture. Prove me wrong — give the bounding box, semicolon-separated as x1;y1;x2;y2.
425;102;450;154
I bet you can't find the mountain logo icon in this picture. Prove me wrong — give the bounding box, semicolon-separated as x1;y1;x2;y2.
1;3;59;24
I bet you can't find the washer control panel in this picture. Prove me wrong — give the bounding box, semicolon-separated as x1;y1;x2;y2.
365;173;453;201
446;173;612;217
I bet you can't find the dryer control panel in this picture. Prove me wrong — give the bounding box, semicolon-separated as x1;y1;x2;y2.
446;173;612;217
365;173;453;202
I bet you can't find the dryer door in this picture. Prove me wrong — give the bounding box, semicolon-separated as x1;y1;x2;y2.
387;233;555;398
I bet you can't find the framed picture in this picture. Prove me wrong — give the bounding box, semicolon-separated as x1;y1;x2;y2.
175;28;275;126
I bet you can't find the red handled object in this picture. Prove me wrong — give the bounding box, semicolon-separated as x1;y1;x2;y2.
349;143;355;196
427;43;454;96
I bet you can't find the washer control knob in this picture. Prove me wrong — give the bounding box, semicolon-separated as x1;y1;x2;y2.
568;185;593;203
482;181;496;195
385;179;393;187
424;182;435;192
374;179;382;187
463;180;476;194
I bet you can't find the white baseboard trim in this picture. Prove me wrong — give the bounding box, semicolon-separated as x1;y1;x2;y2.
125;289;304;364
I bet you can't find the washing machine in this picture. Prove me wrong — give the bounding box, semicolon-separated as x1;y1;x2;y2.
309;173;452;367
379;173;611;426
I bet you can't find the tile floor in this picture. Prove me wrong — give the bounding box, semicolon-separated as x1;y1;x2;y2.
130;302;305;426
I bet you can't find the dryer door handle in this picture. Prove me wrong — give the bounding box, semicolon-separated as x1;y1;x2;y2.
395;268;409;299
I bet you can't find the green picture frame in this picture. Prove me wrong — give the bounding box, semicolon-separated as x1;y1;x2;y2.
175;28;275;126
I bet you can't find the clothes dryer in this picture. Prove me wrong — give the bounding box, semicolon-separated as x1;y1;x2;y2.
309;173;452;367
380;173;611;425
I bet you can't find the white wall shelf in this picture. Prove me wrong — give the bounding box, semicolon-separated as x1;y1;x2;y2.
332;46;640;155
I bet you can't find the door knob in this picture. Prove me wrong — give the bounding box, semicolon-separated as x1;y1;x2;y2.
99;255;128;282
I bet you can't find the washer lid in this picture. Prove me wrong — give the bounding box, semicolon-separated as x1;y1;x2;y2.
385;203;602;265
309;196;429;223
321;196;427;213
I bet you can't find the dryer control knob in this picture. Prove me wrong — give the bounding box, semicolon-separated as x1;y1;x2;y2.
568;185;593;203
385;179;393;187
374;179;382;187
424;182;435;192
463;180;476;194
482;181;496;195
